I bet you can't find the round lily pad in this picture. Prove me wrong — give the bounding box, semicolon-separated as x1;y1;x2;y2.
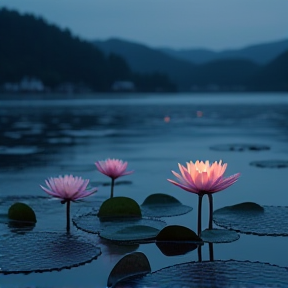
200;228;240;243
140;194;193;217
210;143;270;152
107;252;151;288
8;202;37;224
73;210;166;237
0;232;101;274
213;203;288;236
114;260;288;287
250;160;288;168
98;197;142;219
100;225;160;242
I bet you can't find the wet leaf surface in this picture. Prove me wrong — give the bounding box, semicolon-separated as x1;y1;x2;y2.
73;210;166;237
114;260;288;287
140;194;193;217
107;252;151;288
200;228;240;243
0;231;101;274
213;203;288;236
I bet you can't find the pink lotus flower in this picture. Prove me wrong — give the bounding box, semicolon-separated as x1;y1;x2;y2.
95;159;133;198
40;175;97;232
40;175;97;201
168;160;240;236
95;158;133;180
167;160;240;195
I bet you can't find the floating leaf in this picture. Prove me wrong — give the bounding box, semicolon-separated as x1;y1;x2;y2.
0;232;101;274
100;225;160;242
141;194;193;217
73;211;166;236
156;225;201;242
214;203;288;236
210;143;270;152
156;242;198;257
8;202;37;224
250;160;288;168
200;228;240;243
114;260;288;287
98;197;142;219
107;252;151;288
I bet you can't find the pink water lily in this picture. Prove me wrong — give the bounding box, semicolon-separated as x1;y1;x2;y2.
168;160;240;195
168;160;240;236
95;158;133;198
40;175;97;232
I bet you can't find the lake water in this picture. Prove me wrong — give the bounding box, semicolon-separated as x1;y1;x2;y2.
0;92;288;287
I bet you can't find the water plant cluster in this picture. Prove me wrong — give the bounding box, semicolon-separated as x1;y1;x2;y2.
2;156;288;287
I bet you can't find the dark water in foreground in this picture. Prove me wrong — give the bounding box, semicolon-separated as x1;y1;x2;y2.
0;93;288;287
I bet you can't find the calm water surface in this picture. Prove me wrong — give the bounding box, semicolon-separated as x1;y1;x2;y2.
0;93;288;287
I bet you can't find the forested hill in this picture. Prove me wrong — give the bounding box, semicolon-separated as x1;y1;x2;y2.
0;8;176;93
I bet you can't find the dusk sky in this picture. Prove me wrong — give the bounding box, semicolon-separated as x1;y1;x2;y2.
1;0;288;50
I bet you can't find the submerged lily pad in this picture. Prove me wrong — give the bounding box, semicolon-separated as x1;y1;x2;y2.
250;160;288;168
200;228;240;243
114;260;288;287
210;143;270;152
107;252;151;288
0;232;101;274
141;194;193;217
73;210;166;236
98;197;142;219
213;203;288;236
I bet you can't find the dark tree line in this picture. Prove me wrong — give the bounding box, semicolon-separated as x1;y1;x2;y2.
0;8;176;92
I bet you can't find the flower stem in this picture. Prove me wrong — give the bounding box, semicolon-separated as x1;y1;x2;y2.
66;200;70;232
209;243;214;261
110;178;115;198
208;194;213;230
197;194;203;236
197;245;202;262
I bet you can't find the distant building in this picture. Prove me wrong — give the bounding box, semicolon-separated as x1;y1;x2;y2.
111;81;135;92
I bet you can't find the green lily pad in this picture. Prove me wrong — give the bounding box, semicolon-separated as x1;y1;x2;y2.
114;260;288;287
107;252;151;288
210;143;270;152
8;202;37;224
250;160;288;168
0;232;101;274
98;197;142;219
141;194;193;217
200;228;240;243
213;203;288;236
73;211;166;236
156;225;202;242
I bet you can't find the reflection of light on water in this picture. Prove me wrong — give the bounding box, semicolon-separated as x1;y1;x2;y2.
164;116;170;123
196;111;203;117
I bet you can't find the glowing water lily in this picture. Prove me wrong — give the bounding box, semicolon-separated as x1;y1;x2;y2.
40;175;97;232
95;158;134;198
168;160;240;235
